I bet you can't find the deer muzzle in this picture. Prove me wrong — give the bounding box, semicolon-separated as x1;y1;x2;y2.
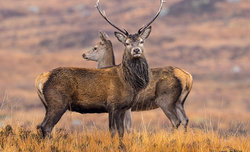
131;47;142;57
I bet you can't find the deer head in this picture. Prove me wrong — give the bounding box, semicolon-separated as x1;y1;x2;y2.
114;26;151;60
82;32;115;68
82;32;112;61
96;0;164;90
96;0;164;60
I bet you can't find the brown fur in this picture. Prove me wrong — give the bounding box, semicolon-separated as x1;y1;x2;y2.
36;66;193;131
44;66;135;113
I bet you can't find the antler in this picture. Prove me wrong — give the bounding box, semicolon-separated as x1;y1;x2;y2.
96;0;128;35
138;0;165;34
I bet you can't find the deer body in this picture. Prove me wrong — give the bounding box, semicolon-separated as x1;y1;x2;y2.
43;66;141;113
38;41;150;138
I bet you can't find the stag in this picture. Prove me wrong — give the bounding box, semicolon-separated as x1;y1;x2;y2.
35;0;164;142
82;32;193;131
82;32;133;132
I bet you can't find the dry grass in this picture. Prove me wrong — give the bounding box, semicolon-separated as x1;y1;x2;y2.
0;124;248;152
0;101;248;152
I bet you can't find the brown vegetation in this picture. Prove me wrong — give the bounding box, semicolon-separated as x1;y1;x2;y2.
0;124;249;152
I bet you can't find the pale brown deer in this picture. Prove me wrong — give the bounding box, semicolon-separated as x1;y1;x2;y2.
82;32;193;131
35;0;164;141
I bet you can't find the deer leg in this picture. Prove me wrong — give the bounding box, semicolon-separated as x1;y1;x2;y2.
40;91;68;138
175;90;191;131
176;102;189;131
37;110;48;130
115;111;125;139
108;111;116;138
40;106;67;138
114;110;126;150
123;108;132;133
155;95;181;130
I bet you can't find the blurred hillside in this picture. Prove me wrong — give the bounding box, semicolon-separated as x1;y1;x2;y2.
0;0;249;133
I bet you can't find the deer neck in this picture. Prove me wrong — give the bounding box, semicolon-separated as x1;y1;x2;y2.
121;53;150;92
97;41;115;68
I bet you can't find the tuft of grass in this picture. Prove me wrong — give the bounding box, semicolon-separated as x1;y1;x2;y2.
0;125;248;152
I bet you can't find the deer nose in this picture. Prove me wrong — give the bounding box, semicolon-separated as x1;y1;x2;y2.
133;48;141;54
82;53;86;58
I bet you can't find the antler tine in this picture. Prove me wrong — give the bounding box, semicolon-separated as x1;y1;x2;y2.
96;0;128;35
123;29;129;36
138;0;165;33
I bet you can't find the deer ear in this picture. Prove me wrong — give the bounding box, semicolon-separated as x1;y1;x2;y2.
140;26;152;40
114;32;126;43
99;32;108;42
102;32;109;40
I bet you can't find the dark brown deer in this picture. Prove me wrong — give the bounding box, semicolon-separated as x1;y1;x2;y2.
36;0;164;141
82;32;193;131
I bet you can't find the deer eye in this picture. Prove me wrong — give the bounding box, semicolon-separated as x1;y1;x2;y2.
125;43;130;46
139;40;144;44
93;47;97;50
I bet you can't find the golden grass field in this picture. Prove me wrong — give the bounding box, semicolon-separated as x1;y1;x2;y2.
0;125;249;152
0;0;250;151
